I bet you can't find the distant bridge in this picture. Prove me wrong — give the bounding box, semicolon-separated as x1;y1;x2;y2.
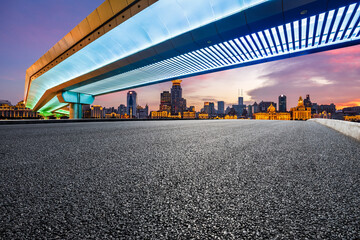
24;0;360;118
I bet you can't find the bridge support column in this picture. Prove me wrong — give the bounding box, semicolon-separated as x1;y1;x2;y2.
69;103;82;119
57;91;94;119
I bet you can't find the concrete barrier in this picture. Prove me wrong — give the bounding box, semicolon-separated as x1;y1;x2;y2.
309;119;360;141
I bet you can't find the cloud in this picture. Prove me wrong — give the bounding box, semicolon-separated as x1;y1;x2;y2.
247;45;360;108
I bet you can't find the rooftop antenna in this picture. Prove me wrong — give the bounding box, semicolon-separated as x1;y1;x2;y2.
241;89;243;97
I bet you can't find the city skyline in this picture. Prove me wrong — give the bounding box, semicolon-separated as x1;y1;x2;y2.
1;0;360;113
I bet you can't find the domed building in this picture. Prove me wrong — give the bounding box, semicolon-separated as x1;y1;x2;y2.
254;103;290;120
290;96;312;120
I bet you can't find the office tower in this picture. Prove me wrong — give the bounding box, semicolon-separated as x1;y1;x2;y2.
247;105;253;118
236;96;246;115
127;91;137;118
253;102;259;113
82;104;91;118
160;91;171;112
118;104;126;116
304;94;312;108
217;101;225;115
278;95;287;112
204;102;216;116
171;80;186;114
259;101;277;112
91;105;104;118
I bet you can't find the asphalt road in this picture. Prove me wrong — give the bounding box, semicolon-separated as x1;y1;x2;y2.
0;120;359;239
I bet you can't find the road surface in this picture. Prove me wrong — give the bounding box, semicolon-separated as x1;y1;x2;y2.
0;120;359;239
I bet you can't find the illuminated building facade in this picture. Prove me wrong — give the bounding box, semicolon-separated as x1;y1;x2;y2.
183;111;196;119
0;100;39;119
344;115;360;122
224;115;237;119
198;113;209;119
160;91;171;112
254;104;290;120
171;80;186;115
259;101;277;112
312;111;332;119
91;105;104;119
105;112;120;118
127;91;137;118
290;97;312;120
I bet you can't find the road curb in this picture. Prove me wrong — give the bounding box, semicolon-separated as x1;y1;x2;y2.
309;119;360;141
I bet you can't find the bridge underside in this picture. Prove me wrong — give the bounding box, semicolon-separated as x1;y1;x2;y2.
25;0;360;117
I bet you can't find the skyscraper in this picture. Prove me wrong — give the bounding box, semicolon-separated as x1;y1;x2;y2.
171;80;186;115
118;104;126;116
253;102;259;113
278;95;287;112
204;102;216;116
160;91;171;112
127;91;137;118
234;97;246;116
217;101;224;115
247;105;253;118
304;94;312;108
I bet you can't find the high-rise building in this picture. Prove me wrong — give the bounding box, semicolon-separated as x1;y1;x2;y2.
253;102;259;113
234;97;246;116
118;104;126;116
127;91;137;118
160;91;171;112
247;105;253;118
217;101;224;115
171;80;186;114
204;102;216;116
304;94;312;108
278;95;287;112
303;94;312;108
83;104;91;118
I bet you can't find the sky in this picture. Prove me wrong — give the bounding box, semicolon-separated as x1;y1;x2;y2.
0;0;359;112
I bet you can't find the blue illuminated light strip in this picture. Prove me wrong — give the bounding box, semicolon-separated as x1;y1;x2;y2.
70;3;360;96
26;0;269;109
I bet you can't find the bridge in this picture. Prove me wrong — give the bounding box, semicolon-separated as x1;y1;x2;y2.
25;0;360;118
